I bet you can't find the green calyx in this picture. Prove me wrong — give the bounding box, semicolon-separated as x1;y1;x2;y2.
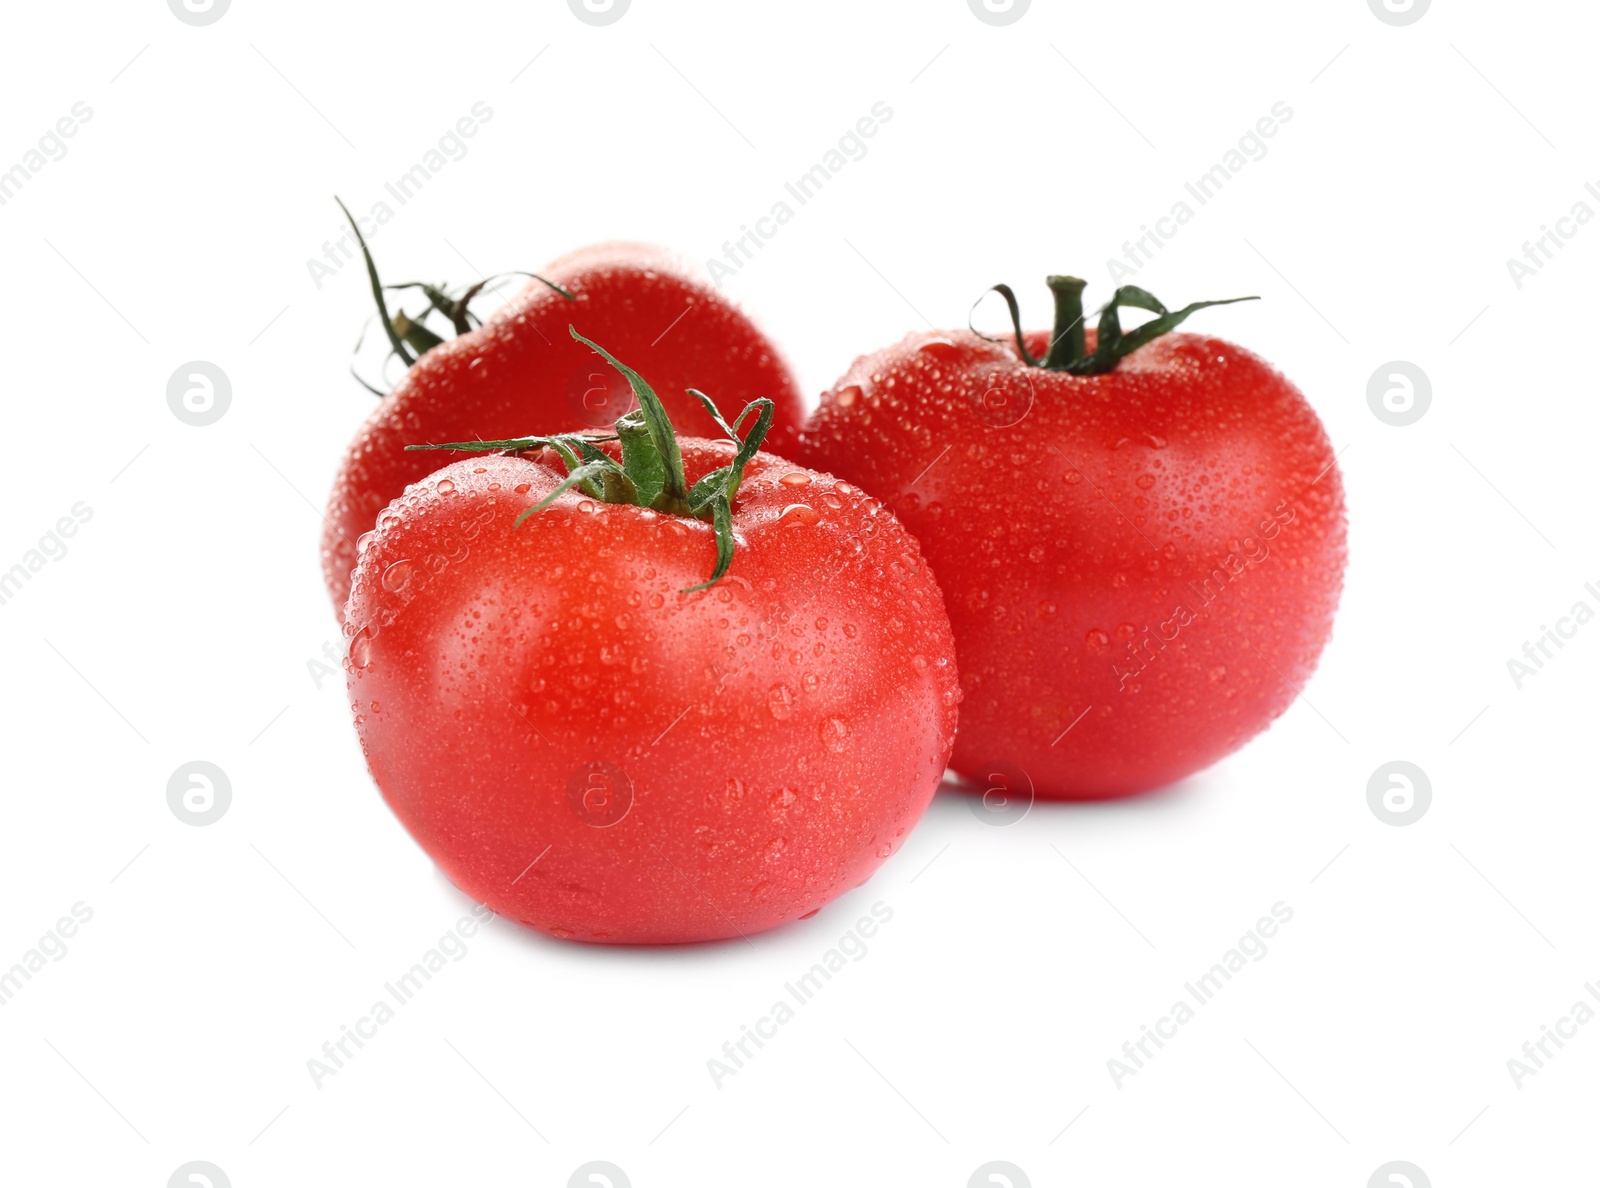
335;195;575;396
972;275;1258;375
407;326;775;593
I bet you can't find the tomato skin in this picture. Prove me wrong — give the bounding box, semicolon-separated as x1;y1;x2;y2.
322;243;803;612
344;442;958;943
796;329;1347;799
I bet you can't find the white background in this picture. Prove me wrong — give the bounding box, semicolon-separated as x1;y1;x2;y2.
1;1;1595;1185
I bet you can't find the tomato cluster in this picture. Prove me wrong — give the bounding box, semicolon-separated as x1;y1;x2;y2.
326;235;1345;944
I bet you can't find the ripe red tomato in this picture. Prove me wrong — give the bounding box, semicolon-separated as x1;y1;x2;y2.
344;337;958;943
796;277;1346;799
321;240;804;612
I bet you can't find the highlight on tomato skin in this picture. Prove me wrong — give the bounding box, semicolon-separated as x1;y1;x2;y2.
795;277;1347;800
341;341;960;943
321;239;804;615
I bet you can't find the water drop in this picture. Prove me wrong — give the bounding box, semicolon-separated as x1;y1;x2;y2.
349;626;375;669
381;560;415;592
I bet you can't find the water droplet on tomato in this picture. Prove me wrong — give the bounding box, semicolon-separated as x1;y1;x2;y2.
819;717;849;753
768;684;794;720
435;478;455;494
348;626;375;669
381;560;414;592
